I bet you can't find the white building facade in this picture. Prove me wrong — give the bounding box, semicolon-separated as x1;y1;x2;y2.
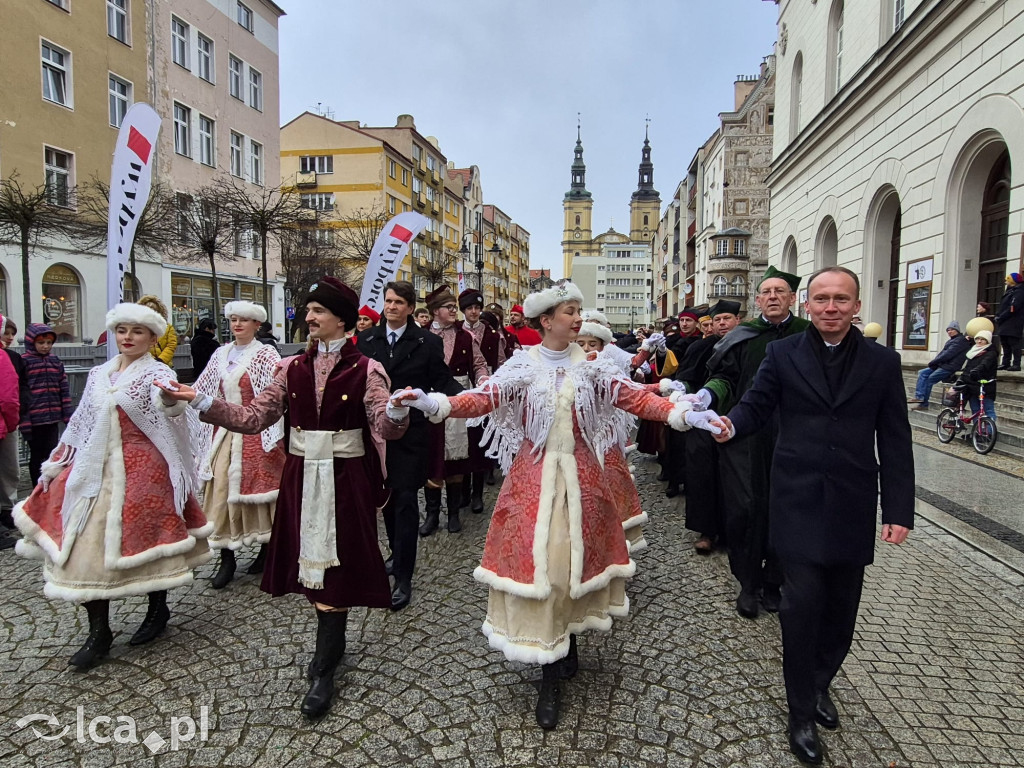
767;0;1022;357
571;230;654;331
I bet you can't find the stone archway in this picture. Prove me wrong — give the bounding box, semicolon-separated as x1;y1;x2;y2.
815;217;839;271
862;185;902;346
782;236;798;276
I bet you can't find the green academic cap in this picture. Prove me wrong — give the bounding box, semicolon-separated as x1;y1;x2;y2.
758;265;801;292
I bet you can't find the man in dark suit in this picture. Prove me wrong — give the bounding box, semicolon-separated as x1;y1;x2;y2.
713;266;914;765
357;281;463;610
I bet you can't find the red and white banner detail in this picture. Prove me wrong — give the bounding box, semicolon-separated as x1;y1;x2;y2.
359;211;430;312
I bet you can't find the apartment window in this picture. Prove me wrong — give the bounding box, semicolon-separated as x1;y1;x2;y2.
45;0;68;8
228;55;243;99
171;17;189;69
713;276;729;297
173;103;191;157
107;0;128;43
237;2;254;32
427;156;435;172
248;68;262;111
716;239;728;257
826;0;845;97
388;197;396;215
41;42;70;107
388;159;396;178
894;0;905;30
766;106;775;126
198;115;215;166
250;141;263;185
229;132;243;177
734;239;746;256
412;178;421;194
44;147;72;207
197;34;213;82
412;144;421;162
108;75;131;127
730;275;746;297
300;193;335;211
300;155;333;174
401;169;409;185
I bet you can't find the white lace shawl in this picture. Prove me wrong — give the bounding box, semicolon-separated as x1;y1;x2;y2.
48;354;196;539
467;344;640;474
190;340;284;481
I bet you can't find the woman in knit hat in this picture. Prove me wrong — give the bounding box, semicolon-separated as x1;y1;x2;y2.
355;305;381;334
191;300;286;589
14;303;212;669
955;329;998;420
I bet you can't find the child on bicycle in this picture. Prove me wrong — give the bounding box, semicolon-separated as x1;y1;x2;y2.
955;329;997;420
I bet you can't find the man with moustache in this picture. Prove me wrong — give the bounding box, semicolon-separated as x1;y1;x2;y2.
712;267;913;765
696;266;810;619
357;281;463;610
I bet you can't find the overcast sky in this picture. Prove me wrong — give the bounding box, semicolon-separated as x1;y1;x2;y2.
278;0;781;279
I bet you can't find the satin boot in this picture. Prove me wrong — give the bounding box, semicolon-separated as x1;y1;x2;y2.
301;610;348;718
536;662;561;729
211;549;236;589
69;600;113;670
419;487;442;537
445;484;463;533
130;590;169;646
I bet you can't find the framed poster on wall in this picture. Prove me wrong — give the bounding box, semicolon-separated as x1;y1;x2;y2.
903;283;931;349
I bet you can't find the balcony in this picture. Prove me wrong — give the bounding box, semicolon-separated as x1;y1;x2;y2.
687;221;696;240
430;231;440;244
296;171;317;188
430;169;441;185
430;200;440;214
414;192;425;208
415;159;426;176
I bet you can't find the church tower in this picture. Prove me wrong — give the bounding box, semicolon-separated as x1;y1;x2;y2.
562;126;594;279
629;126;661;243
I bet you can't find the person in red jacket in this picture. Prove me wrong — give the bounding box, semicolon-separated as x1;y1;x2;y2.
506;304;542;347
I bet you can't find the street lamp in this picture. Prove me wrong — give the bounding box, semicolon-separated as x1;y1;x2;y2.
486;242;499;298
459;242;471;290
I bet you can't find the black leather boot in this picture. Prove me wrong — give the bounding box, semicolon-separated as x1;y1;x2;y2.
130;591;169;646
246;544;267;575
535;662;561;729
445;484;463;533
460;480;472;509
301;610;348;718
470;472;486;514
69;600;113;670
419;487;442;537
559;634;578;679
211;549;236;589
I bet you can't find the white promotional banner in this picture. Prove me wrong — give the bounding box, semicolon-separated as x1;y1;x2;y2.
106;103;161;357
457;263;466;294
359;211;430;312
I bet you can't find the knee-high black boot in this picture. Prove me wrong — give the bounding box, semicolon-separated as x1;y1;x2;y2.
559;634;578;679
211;549;236;589
470;472;486;514
130;590;169;646
536;662;561;729
419;487;442;537
69;600;113;669
246;544;267;574
445;484;463;533
301;610;348;718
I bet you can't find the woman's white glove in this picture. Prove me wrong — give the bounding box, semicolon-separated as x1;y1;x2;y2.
668;390;707;410
663;380;688;394
641;332;666;352
684;409;723;435
390;388;439;416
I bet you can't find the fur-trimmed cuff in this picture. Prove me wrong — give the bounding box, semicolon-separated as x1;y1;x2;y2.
667;400;693;432
658;378;675;396
427;393;452;423
156;396;188;417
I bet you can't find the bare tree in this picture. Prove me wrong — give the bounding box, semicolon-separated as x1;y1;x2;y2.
328;201;391;291
171;186;237;320
215;176;303;320
278;217;344;341
74;178;179;296
418;246;460;293
0;174;80;324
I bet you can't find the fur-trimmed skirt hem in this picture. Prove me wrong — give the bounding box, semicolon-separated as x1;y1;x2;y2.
203;438;274;550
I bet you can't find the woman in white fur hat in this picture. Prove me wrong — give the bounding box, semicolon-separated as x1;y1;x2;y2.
14;303;213;669
393;284;721;730
190;301;285;589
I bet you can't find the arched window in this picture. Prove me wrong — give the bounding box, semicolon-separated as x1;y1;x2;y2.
827;1;845;99
782;236;798;275
730;275;746;297
790;52;803;140
978;150;1011;309
713;275;729;297
643;214;649;226
41;264;83;342
575;214;581;226
124;274;142;303
816;217;839;269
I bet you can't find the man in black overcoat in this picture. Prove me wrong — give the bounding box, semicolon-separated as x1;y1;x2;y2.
357;281;463;610
713;266;914;766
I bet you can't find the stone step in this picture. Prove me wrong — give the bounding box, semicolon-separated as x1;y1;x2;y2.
908;408;1024;459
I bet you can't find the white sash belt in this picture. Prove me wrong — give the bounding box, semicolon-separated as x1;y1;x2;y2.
290;427;364;590
444;376;471;461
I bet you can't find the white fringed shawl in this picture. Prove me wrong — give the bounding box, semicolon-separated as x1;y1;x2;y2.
468;344;641;474
191;340;284;481
47;354;196;541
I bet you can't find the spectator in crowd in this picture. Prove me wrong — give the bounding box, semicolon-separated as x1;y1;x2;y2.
908;320;972;411
20;323;71;488
414;307;431;328
137;295;177;366
190;318;220;378
355;305;380;334
0;314;27;547
505;304;543;347
956;329;998;420
995;273;1024;370
256;321;280;352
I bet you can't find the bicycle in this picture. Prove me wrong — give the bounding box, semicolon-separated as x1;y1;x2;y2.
934;380;998;454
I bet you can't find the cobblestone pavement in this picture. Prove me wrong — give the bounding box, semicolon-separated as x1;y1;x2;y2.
1;453;1023;767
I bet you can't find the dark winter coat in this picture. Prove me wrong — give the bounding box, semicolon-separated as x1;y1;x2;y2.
995;284;1024;337
189;330;220;377
20;323;71;432
956;347;998;400
929;333;972;372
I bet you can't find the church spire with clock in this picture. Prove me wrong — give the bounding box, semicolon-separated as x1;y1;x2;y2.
562;124;595;279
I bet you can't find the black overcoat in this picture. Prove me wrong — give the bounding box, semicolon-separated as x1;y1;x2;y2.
728;329;915;567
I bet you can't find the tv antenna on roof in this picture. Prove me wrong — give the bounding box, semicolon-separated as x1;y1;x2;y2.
311;102;335;120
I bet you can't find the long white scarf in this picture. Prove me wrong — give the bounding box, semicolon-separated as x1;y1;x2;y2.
53;354;196;540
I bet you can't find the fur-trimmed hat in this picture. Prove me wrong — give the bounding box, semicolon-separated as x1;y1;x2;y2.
358;305;380;324
485;302;505;319
458;288;484;311
582;310;610;327
223;300;268;324
304;276;359;330
522;283;585;318
425;285;457;312
106;302;168;337
577;321;613;344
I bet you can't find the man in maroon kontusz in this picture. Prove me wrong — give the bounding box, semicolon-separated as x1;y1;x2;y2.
158;276;409;719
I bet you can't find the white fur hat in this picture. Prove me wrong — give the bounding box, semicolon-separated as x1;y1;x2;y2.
577;321;613;344
582;310;610;327
105;302;167;337
522;282;585;318
223;300;268;324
